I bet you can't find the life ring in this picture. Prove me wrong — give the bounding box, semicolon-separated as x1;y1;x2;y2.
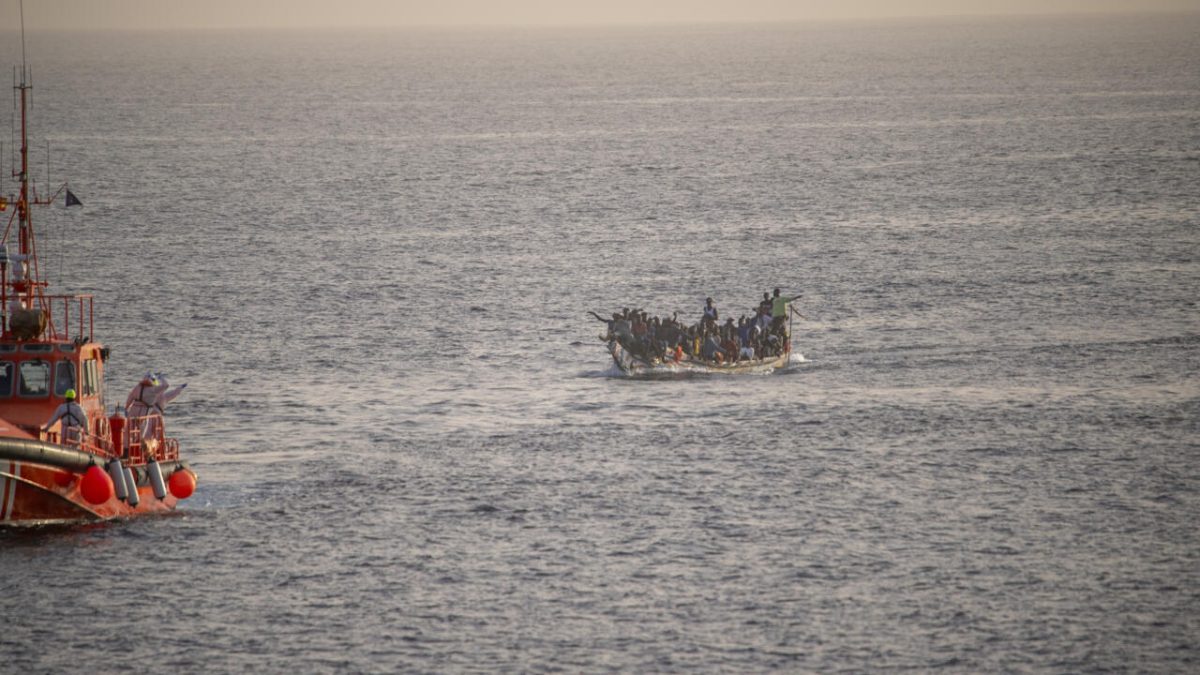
94;415;110;439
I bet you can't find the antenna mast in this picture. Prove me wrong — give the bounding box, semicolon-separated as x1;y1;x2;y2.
0;0;84;343
19;0;27;70
4;0;44;318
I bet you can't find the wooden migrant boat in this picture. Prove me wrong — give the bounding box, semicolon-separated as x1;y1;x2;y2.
606;311;797;376
608;338;792;375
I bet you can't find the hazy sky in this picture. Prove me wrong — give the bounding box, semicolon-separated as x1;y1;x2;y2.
2;0;1197;30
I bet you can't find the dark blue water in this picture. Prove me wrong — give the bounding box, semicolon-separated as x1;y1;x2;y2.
1;14;1198;672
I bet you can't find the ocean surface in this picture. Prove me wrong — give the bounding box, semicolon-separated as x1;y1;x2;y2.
1;13;1198;672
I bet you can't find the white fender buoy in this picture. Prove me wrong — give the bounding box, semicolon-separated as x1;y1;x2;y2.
107;459;128;501
147;460;167;500
124;466;140;507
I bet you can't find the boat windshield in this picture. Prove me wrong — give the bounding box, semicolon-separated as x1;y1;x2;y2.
54;361;76;397
18;360;50;397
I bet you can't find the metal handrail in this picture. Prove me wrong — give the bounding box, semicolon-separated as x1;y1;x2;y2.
40;411;178;464
43;426;114;458
125;413;177;463
42;293;94;342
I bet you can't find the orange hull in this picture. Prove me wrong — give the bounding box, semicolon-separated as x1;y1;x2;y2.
0;457;186;525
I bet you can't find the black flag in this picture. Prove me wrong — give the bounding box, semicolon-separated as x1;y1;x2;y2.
65;189;82;207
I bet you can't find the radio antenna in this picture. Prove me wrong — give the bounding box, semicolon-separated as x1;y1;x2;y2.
20;0;28;75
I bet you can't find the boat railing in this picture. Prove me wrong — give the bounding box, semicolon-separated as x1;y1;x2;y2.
43;427;115;458
40;412;178;464
125;413;179;463
41;294;94;342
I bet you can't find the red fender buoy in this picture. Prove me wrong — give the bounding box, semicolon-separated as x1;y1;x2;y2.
80;465;114;505
168;469;196;500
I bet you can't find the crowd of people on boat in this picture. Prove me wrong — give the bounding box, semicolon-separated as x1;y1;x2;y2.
591;288;801;366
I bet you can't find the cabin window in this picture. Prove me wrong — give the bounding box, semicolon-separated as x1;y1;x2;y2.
82;358;99;396
18;360;50;397
54;361;77;397
0;361;12;397
22;344;53;353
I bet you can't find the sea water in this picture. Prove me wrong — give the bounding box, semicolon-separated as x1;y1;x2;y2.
0;14;1197;672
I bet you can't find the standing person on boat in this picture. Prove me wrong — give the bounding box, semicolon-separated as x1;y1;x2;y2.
141;374;187;440
702;297;719;330
771;288;801;335
125;371;176;443
43;388;89;447
759;292;773;318
126;371;167;419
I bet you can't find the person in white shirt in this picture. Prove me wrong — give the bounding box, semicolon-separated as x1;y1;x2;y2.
126;371;186;442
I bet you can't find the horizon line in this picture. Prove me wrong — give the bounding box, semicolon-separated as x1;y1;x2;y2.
1;8;1198;33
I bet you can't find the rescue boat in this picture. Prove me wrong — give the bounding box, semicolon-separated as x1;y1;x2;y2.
0;39;197;525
